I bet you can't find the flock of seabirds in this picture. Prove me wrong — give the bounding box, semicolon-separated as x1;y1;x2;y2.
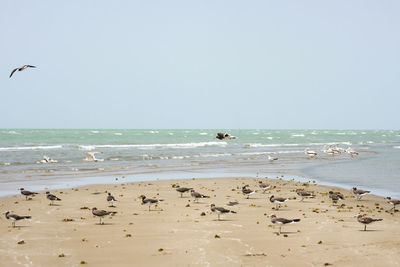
5;65;398;236
4;183;400;233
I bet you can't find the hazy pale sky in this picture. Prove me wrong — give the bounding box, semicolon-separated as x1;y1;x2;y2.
1;1;399;129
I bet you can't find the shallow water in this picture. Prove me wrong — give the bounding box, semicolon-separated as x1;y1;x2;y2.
0;129;399;197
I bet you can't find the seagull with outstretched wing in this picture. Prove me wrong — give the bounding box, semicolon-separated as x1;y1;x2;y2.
10;65;36;78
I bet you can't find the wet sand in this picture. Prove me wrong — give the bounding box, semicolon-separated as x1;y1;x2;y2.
0;176;399;266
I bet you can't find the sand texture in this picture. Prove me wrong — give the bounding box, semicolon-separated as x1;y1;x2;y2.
1;177;399;266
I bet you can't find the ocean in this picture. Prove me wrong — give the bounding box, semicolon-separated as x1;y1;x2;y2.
0;129;399;198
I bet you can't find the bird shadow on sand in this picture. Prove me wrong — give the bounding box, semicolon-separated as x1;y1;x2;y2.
212;219;234;222
193;201;208;204
108;205;117;208
8;225;30;228
49;204;61;206
358;229;382;232
95;223;115;226
274;231;297;235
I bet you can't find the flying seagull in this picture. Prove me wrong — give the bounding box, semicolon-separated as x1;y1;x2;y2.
215;132;236;140
9;65;36;78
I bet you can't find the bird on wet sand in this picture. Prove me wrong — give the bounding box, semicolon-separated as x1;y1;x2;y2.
352;187;370;200
175;187;193;198
268;155;278;163
107;192;117;207
190;189;209;202
19;188;38;200
296;189;316;201
210;204;236;221
46;191;61;205
140;195;164;211
355;214;382;231
91;207;117;225
258;181;271;193
242;186;256;199
385;197;400;211
4;211;31;228
9;65;36;78
269;195;290;210
270;214;300;234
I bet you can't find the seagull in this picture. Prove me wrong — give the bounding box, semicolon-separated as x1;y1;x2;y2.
346;148;359;157
269;195;290;210
355;214;382;231
19;188;38;200
304;149;317;157
107;192;117;207
9;65;36;78
352;187;370;200
190;189;210;202
329;191;344;205
295;189;316;201
268;155;278;163
175;187;193;198
140;195;164;211
242;186;256;199
46;191;61;206
215;132;236;140
4;211;31;228
84;152;104;162
270;214;300;234
210;204;236;221
258;181;271;193
38;156;58;164
385;197;400;211
91;207;117;225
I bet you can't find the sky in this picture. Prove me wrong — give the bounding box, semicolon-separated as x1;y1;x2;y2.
1;1;399;129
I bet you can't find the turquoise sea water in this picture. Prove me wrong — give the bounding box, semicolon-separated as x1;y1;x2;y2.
0;129;399;197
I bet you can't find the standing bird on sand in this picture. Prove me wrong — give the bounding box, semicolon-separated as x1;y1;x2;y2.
329;191;344;205
270;214;300;234
9;65;36;78
269;195;290;210
46;191;61;206
385;197;400;211
295;189;316;201
107;192;117;207
258;181;271;193
190;189;209;202
242;186;256;199
4;211;31;228
352;187;370;200
19;188;38;200
355;214;382;231
140;195;164;211
175;187;193;198
210;204;236;221
91;207;117;225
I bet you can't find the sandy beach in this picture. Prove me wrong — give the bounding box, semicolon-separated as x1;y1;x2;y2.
0;176;399;266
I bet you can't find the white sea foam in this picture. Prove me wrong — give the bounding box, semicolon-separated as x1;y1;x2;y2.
199;132;208;135
291;134;305;137
77;142;227;150
114;133;123;136
267;137;273;140
7;131;21;135
0;145;62;151
394;146;400;149
91;131;99;134
245;143;300;148
148;131;159;134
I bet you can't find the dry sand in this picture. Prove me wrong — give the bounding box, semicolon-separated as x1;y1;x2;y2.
0;176;399;266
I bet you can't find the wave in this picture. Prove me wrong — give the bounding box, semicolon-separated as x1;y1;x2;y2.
78;142;227;151
0;145;63;151
245;143;300;148
291;134;305;137
394;146;400;149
